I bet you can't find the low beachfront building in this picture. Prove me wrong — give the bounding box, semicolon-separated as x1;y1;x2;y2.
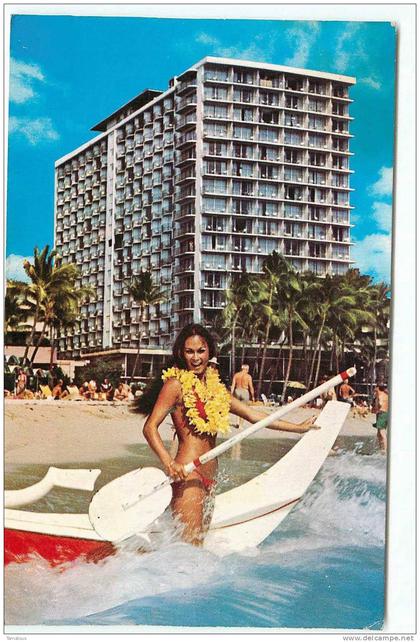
54;56;355;380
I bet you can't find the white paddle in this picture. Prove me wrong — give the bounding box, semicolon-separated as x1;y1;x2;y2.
88;367;356;541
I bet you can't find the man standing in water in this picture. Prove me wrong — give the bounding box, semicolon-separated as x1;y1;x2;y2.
231;364;255;429
372;384;389;453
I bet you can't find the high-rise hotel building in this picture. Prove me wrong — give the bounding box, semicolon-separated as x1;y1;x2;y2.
54;57;355;363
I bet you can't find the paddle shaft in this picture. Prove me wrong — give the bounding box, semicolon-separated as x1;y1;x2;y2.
122;367;356;511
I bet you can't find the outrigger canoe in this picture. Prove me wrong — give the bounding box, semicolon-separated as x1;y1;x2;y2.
5;401;349;567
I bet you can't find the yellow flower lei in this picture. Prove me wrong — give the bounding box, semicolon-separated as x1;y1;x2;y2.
162;366;231;436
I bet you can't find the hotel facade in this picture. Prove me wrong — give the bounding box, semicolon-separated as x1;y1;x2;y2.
54;57;355;373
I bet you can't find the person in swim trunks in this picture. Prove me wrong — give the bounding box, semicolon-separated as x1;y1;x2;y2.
134;324;319;546
372;384;389;453
231;364;255;429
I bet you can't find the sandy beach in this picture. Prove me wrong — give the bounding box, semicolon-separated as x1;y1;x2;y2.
4;399;377;471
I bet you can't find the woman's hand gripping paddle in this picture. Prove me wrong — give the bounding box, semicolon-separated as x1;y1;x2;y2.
88;367;356;542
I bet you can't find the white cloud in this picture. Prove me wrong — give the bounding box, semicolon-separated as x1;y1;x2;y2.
9;58;45;104
196;32;219;46
359;76;381;90
335;23;367;72
194;32;275;63
369;166;394;198
284;22;321;68
352;234;392;283
6;255;32;282
9;116;59;145
371;201;393;233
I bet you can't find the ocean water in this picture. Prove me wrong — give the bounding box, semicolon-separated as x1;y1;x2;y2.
5;438;386;630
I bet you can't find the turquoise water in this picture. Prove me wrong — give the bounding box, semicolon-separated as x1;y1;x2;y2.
5;440;386;630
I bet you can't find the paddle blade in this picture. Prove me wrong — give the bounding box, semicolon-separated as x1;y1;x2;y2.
88;467;172;541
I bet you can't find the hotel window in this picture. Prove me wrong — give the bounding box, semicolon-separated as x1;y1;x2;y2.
285;185;303;201
332;102;348;116
308;98;327;113
259;201;278;217
203;197;227;212
233;88;254;103
285;77;303;91
284;167;303;182
233;143;253;159
232;180;254;196
309;242;326;258
204;216;226;231
284;204;303;219
309;115;327;131
259;182;278;198
260;91;278;106
203;178;227;194
204;160;227;175
284;131;303;145
331;209;349;224
205;141;228;156
258;219;278;235
309;170;327;185
308;133;327;148
285;95;303;110
332;119;348;134
233;125;254;140
233;69;254;84
259;127;278;143
233;217;253;233
333;191;349;205
284;113;303;127
233;161;253;177
204;104;229;119
204;85;228;100
233;107;254;122
332;155;348;169
332;137;349;152
309;152;326;166
284;148;301;164
308;80;326;95
331;173;348;187
260;109;279;125
232;199;253;215
309;206;327;222
205;67;229;82
204;122;228;137
260;164;279;179
260;146;279;161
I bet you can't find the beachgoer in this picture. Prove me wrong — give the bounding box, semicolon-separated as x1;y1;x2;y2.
100;378;114;401
79;381;90;399
208;357;219;370
52;379;64;400
65;381;82;400
88;379;98;400
320;374;337;407
16;369;27;396
372;384;389;453
114;381;130;401
231;364;255;429
134;323;319;547
338;378;355;406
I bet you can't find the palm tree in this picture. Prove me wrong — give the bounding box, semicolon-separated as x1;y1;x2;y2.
126;271;167;383
4;281;33;333
223;271;258;378
22;245;80;363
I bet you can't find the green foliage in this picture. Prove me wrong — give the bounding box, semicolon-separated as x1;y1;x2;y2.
74;358;123;388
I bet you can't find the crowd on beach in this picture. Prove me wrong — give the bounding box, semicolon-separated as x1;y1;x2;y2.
5;367;135;403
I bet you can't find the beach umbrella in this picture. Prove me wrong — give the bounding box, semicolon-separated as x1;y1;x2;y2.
286;381;306;389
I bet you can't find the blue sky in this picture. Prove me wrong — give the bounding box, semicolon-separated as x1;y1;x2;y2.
6;15;396;284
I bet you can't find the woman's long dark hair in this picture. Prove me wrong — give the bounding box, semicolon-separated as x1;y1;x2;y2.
132;323;217;415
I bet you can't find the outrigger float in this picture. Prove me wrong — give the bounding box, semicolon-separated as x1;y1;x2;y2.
5;371;354;567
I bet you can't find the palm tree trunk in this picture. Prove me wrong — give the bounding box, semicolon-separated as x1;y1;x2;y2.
50;326;56;367
131;311;144;384
29;318;48;366
307;312;326;389
23;302;40;361
256;321;271;398
231;313;239;379
281;318;294;404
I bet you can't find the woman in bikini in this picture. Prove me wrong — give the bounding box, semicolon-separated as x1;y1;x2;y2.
134;323;317;546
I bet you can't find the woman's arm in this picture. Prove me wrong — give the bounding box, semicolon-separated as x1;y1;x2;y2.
230;395;318;434
142;379;188;480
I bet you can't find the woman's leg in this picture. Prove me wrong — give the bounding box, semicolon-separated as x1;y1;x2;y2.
171;476;209;546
